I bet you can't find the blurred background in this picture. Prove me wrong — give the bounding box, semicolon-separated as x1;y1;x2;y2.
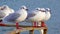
0;0;60;34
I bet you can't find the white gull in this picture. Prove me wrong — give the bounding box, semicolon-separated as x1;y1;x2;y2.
37;8;51;27
0;5;14;22
3;5;28;29
25;8;46;26
44;8;51;21
40;8;51;34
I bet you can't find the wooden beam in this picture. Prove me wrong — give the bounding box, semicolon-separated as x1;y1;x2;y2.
40;27;47;34
0;23;47;28
0;23;47;34
29;30;34;34
16;32;20;34
43;29;47;34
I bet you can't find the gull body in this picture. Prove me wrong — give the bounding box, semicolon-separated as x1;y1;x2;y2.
25;8;46;26
0;5;14;21
44;8;51;21
3;5;28;23
26;8;46;22
37;8;51;27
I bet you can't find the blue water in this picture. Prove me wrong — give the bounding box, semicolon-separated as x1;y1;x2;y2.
0;0;60;34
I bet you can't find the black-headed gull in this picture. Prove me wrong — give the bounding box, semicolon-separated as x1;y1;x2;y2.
37;8;51;27
3;5;28;29
0;5;14;22
39;8;51;34
45;8;51;21
25;8;46;27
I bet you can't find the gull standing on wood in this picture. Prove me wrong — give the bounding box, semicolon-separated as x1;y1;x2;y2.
25;8;46;27
36;8;46;27
40;8;51;34
3;5;28;29
0;5;14;22
44;8;51;21
37;8;51;27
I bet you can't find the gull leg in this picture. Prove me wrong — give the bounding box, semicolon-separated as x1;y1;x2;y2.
16;22;19;29
41;21;46;27
16;22;23;29
16;22;21;34
33;22;37;27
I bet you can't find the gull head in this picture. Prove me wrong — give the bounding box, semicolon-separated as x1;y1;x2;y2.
40;8;46;12
46;8;51;13
21;5;28;11
46;8;51;11
36;8;46;12
1;5;9;10
36;8;41;11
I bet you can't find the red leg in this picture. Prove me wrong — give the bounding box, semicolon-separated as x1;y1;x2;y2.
16;22;19;29
16;22;22;29
41;21;46;27
33;22;37;27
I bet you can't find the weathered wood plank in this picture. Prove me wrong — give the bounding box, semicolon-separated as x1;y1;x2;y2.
0;23;47;34
29;30;34;34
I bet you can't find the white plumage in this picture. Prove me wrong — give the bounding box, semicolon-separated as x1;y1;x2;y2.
24;8;46;26
26;8;46;22
37;8;51;26
3;5;28;23
44;8;51;21
0;5;14;20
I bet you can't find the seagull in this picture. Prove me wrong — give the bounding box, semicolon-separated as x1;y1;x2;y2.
36;8;46;27
40;8;51;34
45;8;51;21
3;5;28;29
0;5;14;22
25;8;46;27
37;8;51;27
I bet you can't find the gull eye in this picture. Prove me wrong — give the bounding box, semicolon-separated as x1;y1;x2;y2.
26;9;28;11
36;9;41;11
36;9;39;10
1;6;6;10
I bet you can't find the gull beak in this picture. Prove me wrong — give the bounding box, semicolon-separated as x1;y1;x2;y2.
49;10;51;14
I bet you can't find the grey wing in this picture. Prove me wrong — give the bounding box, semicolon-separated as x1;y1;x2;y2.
4;13;20;22
26;12;36;19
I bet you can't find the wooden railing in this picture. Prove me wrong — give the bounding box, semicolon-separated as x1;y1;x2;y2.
0;23;47;34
